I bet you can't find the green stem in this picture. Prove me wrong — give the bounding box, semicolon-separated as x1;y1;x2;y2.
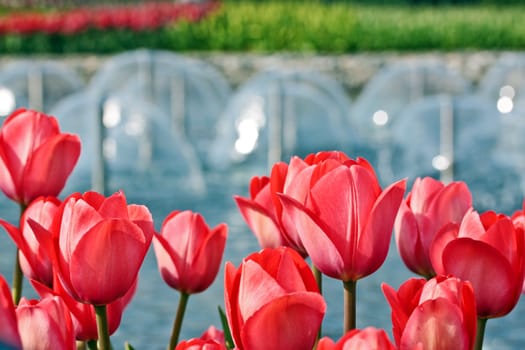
12;203;27;305
95;305;111;350
168;291;190;350
343;279;357;333
474;317;487;350
312;264;322;343
11;249;22;305
313;265;322;295
86;340;98;350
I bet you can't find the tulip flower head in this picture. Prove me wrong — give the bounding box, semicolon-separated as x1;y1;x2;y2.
0;196;61;288
224;247;326;350
394;177;472;278
153;210;228;294
279;156;406;281
430;209;525;319
0;109;81;206
317;327;396;350
235;151;354;257
16;296;76;350
382;275;477;350
29;191;154;306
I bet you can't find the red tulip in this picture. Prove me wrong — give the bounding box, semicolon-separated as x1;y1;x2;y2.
317;327;396;350
0;275;21;349
152;210;227;294
1;196;61;287
279;157;406;281
16;296;76;350
224;247;326;350
394;177;472;278
0;109;81;206
382;275;477;350
430;209;525;318
29;191;154;306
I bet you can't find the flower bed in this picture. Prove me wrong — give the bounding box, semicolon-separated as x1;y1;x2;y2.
0;1;219;35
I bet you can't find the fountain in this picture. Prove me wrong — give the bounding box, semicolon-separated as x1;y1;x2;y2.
351;59;472;185
389;94;521;213
478;52;525;115
207;68;358;175
50;88;207;210
0;60;84;118
88;49;232;164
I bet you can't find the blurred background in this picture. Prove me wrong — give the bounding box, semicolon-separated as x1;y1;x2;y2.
1;1;525;349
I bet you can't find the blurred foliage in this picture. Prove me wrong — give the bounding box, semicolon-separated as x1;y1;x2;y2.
0;1;524;53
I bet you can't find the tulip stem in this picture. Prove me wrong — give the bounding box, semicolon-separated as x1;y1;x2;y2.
312;265;323;294
312;264;322;341
12;203;27;305
11;249;23;305
168;291;190;350
474;317;487;350
343;279;357;333
95;305;111;350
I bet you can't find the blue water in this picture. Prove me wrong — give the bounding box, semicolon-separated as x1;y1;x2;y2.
0;170;525;350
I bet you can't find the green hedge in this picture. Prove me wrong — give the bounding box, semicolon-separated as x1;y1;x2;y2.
1;2;524;54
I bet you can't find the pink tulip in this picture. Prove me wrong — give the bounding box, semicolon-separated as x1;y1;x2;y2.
152;210;227;294
235;151;353;256
175;326;227;350
29;191;154;305
225;247;326;350
382;275;477;350
0;196;61;287
175;338;226;350
394;177;472;278
430;209;525;318
199;325;225;346
317;327;396;350
0;275;21;349
16;296;76;350
279;157;406;281
0;109;81;206
234;157;309;253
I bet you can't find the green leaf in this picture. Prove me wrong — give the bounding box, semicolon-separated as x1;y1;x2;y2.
218;305;234;350
124;342;135;350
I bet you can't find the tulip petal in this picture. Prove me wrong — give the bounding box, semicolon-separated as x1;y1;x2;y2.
356;179;405;279
97;191;129;218
187;223;227;293
241;293;325;350
0;276;21;349
409;177;442;213
279;194;344;279
400;299;468;350
395;201;431;276
442;238;519;317
238;260;288;320
152;233;181;289
69;219;147;305
428;223;459;276
234;196;283;248
23;134;80;203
